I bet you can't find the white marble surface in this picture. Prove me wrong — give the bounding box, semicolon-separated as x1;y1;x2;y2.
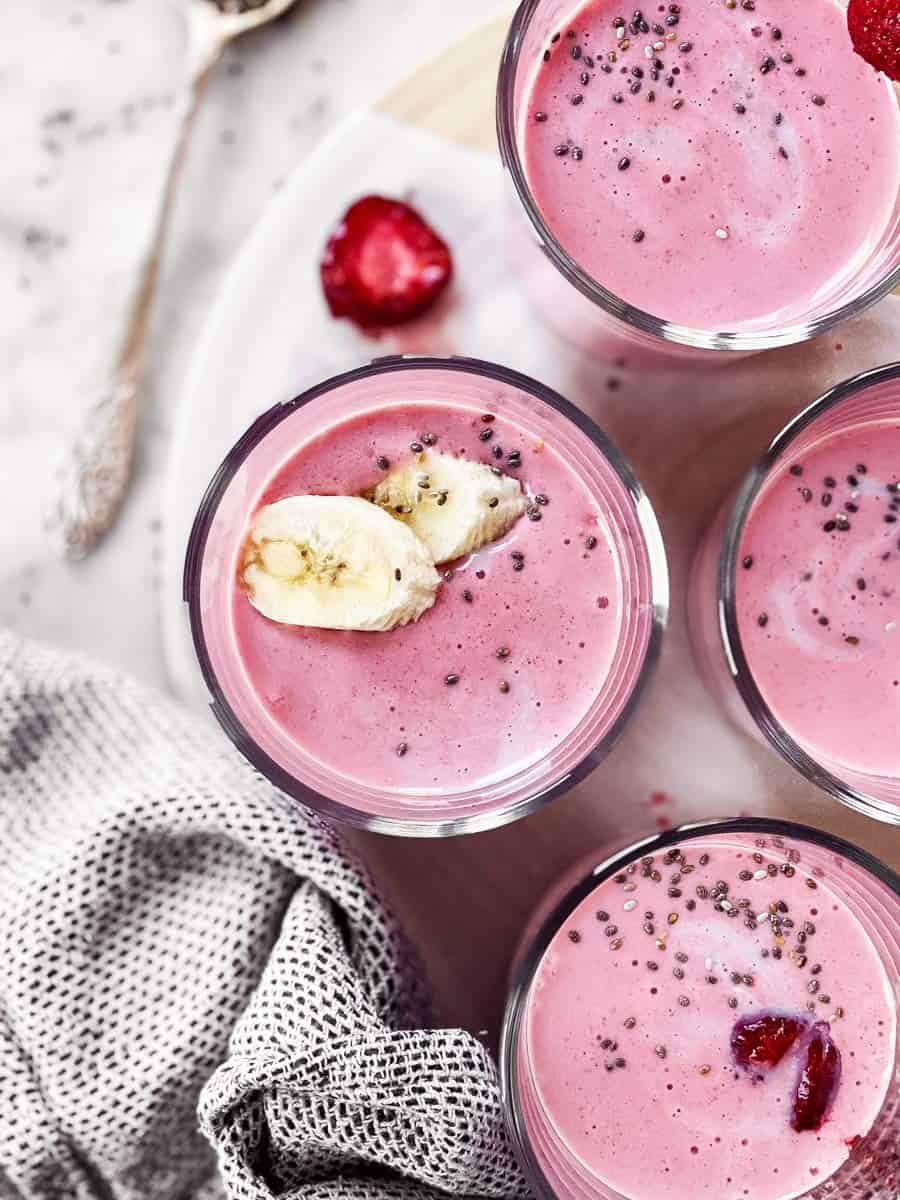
1;0;490;697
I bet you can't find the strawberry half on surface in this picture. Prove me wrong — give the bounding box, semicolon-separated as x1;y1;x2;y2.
320;195;453;331
848;0;900;82
792;1023;843;1133
731;1011;808;1071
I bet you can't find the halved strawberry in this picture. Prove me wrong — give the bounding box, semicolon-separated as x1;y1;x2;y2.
320;195;453;331
792;1023;842;1133
848;0;900;82
731;1012;807;1070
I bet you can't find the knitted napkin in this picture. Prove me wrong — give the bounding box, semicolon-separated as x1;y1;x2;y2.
0;631;525;1200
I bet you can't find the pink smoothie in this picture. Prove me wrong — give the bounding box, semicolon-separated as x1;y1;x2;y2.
215;375;659;818
522;0;900;330
520;832;897;1200
736;426;900;778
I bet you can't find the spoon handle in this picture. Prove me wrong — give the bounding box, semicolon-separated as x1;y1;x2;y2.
49;14;225;560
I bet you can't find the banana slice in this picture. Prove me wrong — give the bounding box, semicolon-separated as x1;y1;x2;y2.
241;495;440;632
372;451;526;564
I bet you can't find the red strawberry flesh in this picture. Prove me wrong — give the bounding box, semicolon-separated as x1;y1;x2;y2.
848;0;900;83
792;1023;843;1133
731;1012;807;1070
320;195;453;330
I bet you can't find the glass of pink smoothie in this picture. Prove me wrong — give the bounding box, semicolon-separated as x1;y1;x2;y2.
501;818;900;1200
184;356;668;835
497;0;900;367
688;362;900;824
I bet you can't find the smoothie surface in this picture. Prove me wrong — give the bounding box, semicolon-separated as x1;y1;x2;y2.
525;833;896;1200
736;423;900;777
231;400;627;796
523;0;900;330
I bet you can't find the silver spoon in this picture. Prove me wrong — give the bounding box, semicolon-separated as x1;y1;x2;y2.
49;0;302;560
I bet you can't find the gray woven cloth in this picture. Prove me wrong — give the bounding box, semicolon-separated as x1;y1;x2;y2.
0;631;526;1200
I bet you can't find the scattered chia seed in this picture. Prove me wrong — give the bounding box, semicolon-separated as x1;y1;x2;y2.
444;673;460;686
568;929;582;943
633;229;646;243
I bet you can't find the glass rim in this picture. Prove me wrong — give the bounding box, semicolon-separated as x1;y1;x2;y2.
183;353;669;838
716;360;900;827
499;815;900;1200
496;0;900;354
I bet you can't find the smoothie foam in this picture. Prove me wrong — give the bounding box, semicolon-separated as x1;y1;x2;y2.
233;401;623;793
519;832;897;1200
736;424;900;778
522;0;900;330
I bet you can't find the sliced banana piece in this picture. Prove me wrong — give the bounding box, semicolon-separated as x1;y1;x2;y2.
241;495;440;632
371;451;526;564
